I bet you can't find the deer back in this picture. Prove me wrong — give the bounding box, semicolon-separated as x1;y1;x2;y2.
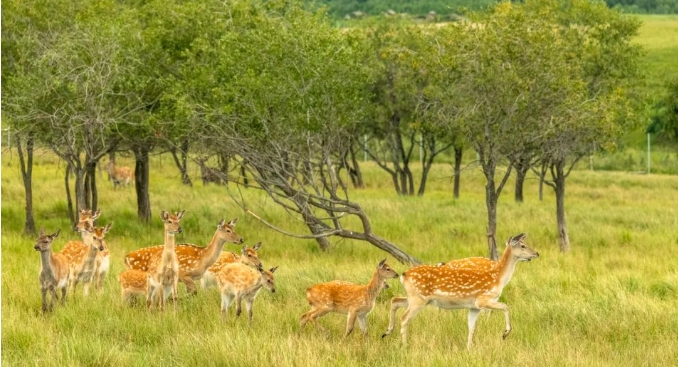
217;263;261;295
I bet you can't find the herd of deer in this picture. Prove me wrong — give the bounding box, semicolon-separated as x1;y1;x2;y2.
33;208;539;350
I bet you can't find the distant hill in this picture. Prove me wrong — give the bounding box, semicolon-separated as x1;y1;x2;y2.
306;0;497;18
306;0;678;18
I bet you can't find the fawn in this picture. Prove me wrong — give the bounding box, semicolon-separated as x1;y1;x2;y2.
34;228;70;313
69;223;112;296
217;262;278;322
124;218;244;294
300;259;399;337
118;269;151;305
381;233;539;350
200;242;262;289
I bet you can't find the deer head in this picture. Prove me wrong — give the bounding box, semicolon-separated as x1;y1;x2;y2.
215;218;244;244
506;233;539;262
161;210;185;235
34;228;61;252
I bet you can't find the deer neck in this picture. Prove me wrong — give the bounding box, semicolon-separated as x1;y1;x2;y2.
366;269;385;301
39;250;56;279
162;232;176;258
82;234;98;269
196;232;227;272
494;246;519;291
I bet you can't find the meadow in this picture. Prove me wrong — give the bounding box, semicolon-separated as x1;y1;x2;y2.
2;148;677;367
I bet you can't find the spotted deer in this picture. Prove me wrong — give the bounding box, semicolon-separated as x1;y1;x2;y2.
69;224;112;296
200;242;262;289
146;210;185;312
34;228;70;313
217;262;278;322
381;233;539;350
61;209;111;291
124;218;244;294
118;269;151;305
300;259;399;337
106;161;134;189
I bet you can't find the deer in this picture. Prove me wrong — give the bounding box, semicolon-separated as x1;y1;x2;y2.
299;259;399;338
381;233;539;350
124;218;244;295
118;269;151;306
106;161;134;190
146;210;185;312
200;242;262;289
68;223;112;297
61;209;111;292
217;261;278;322
34;228;70;313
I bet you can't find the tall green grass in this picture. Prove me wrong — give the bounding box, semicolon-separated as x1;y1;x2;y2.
2;150;677;366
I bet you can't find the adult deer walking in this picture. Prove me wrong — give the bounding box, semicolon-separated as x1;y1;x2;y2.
200;243;262;289
381;233;539;350
34;228;70;313
124;219;244;294
106;161;134;190
300;259;399;337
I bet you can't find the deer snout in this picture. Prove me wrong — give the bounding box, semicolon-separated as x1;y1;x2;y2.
237;238;245;244
98;244;105;251
271;288;276;293
34;245;40;251
177;227;183;234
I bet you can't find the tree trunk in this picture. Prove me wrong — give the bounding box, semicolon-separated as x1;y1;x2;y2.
74;165;87;212
240;161;249;188
514;158;530;203
86;161;98;213
106;151;116;182
349;145;365;189
453;146;463;199
16;135;36;235
65;164;75;226
364;233;420;265
133;146;151;222
84;168;91;210
485;174;499;260
170;141;192;186
553;161;570;252
404;166;414;196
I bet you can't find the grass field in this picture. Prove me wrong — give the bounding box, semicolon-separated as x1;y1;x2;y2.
2;150;677;366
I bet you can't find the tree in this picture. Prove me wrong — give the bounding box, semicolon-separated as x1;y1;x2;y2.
174;0;419;263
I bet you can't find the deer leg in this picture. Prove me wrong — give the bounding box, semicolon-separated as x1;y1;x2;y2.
235;294;243;318
60;286;67;305
382;297;408;338
466;308;481;350
181;276;197;296
476;299;511;339
399;299;426;346
83;281;91;297
49;286;58;312
245;297;254;323
344;310;358;337
220;293;234;321
300;306;318;330
357;314;368;336
41;288;48;314
173;278;179;314
310;309;331;337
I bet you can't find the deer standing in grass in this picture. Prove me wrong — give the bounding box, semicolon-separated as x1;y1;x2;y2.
106;161;134;190
201;243;262;289
118;269;151;305
217;258;277;322
124;218;244;294
381;233;539;350
300;259;399;337
61;209;111;291
147;210;185;312
68;224;112;296
34;228;70;313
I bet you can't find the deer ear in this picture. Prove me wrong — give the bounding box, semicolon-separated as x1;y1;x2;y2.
104;223;113;233
218;219;226;229
39;227;45;237
253;242;262;251
509;233;526;246
241;245;247;254
161;211;169;221
177;210;186;220
378;259;387;268
269;266;278;273
51;229;61;239
228;218;238;227
91;209;101;220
